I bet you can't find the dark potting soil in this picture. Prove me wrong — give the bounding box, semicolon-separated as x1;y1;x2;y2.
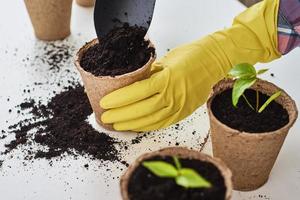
5;84;120;162
80;24;155;76
211;89;289;133
128;156;226;200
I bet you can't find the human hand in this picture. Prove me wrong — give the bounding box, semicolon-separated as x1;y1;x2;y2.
100;0;281;131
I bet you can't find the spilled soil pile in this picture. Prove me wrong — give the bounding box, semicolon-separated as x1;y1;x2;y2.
5;85;120;161
80;24;155;76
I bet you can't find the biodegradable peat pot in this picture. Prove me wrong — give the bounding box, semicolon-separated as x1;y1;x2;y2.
24;0;73;41
120;147;233;200
207;79;298;191
76;0;95;7
75;38;156;131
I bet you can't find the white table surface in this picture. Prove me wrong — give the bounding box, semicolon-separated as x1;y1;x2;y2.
0;0;299;199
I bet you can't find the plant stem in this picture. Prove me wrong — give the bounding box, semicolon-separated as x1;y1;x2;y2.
173;157;181;170
256;90;259;112
242;94;255;111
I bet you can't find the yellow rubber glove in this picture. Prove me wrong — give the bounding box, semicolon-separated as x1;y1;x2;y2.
100;0;281;132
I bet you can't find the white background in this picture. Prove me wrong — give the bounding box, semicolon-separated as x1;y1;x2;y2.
0;0;299;199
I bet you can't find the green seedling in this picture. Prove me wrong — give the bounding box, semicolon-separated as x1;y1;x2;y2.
142;157;212;189
228;63;281;113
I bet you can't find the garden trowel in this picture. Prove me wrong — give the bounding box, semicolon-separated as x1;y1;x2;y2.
94;0;156;39
238;0;261;7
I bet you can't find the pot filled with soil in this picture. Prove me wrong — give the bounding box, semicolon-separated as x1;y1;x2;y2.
24;0;73;41
75;24;156;130
76;0;95;7
207;75;298;190
120;147;232;200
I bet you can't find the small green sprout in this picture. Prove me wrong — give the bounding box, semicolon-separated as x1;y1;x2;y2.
228;63;281;113
142;157;212;189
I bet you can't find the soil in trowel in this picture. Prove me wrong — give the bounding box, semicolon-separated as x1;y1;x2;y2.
128;156;226;200
80;23;155;76
211;89;289;133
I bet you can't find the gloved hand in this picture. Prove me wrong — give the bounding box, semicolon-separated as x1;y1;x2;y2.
100;0;281;132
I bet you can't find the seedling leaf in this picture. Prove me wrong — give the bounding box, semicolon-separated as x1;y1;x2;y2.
257;69;269;75
143;159;212;189
258;91;282;113
232;78;256;107
176;168;212;189
143;161;178;178
228;63;256;79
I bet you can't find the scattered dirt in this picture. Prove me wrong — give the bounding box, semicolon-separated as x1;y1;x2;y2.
5;85;120;162
20;99;35;110
199;133;210;152
211;89;289;133
80;24;155;76
128;156;226;200
0;130;6;139
39;43;73;71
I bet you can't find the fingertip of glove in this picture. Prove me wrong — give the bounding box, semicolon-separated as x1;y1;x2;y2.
113;123;124;131
99;98;110;109
100;112;110;124
151;62;164;72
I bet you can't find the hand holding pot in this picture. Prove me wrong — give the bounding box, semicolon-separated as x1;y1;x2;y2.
100;0;281;131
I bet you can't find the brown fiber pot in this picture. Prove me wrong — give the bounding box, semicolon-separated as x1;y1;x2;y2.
207;79;298;191
75;38;156;131
120;147;233;200
24;0;73;41
76;0;95;7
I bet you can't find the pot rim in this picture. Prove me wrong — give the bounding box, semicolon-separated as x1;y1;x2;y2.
207;79;298;137
120;147;233;200
74;38;157;80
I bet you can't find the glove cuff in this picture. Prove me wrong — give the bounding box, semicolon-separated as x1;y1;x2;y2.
210;0;281;67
